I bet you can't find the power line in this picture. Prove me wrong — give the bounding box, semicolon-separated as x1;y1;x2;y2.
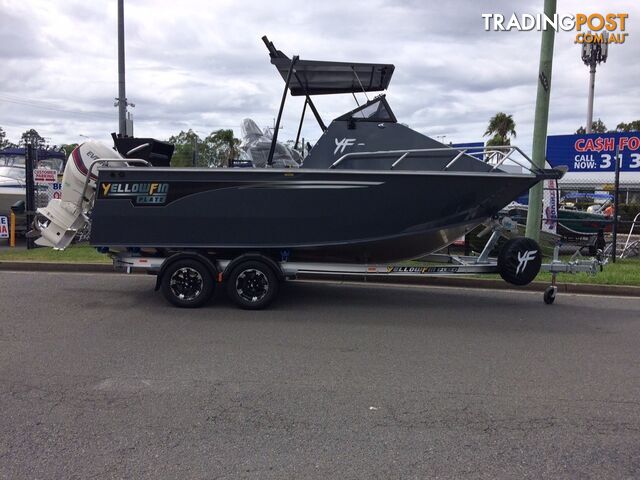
0;94;113;119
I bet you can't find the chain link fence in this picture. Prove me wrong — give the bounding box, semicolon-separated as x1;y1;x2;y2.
549;176;640;259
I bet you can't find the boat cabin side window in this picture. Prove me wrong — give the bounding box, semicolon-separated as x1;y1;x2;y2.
337;96;397;123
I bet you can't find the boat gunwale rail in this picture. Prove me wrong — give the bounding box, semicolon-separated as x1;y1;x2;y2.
78;158;151;210
330;145;545;176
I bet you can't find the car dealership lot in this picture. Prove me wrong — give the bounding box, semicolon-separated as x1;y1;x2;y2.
1;271;639;479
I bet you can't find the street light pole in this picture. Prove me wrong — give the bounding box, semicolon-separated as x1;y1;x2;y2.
525;0;556;242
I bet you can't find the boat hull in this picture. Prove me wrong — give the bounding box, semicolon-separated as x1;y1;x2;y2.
507;206;611;239
0;187;25;215
558;210;611;237
90;168;557;262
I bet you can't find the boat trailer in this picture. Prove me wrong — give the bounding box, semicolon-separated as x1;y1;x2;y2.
110;219;604;309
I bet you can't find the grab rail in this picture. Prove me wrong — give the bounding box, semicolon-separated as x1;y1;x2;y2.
329;145;545;175
620;212;640;258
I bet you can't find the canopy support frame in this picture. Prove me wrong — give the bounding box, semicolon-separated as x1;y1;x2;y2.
351;66;370;102
294;97;308;150
268;55;298;166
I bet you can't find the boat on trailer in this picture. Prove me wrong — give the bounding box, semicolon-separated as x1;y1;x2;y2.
32;37;601;309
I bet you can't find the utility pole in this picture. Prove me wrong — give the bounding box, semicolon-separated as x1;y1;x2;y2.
115;0;134;136
117;0;126;135
582;33;609;133
525;0;556;242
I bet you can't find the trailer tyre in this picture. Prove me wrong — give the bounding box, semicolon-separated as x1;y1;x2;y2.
161;259;215;308
497;237;542;286
226;260;279;310
543;285;557;305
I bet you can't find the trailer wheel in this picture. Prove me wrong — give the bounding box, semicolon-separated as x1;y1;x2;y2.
161;259;214;308
226;260;279;310
543;286;557;305
497;237;542;286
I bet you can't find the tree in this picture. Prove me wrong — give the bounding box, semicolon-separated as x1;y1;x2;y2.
204;129;240;167
575;119;608;134
168;128;240;167
0;126;10;149
593;119;609;133
60;143;79;157
615;120;640;132
484;112;516;146
167;129;206;167
19;128;47;148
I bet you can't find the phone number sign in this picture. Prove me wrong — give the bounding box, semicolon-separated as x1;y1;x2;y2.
546;133;640;172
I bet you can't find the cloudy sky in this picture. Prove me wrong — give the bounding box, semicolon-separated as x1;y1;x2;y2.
0;0;638;154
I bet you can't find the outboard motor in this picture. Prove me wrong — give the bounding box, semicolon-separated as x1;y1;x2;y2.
34;141;123;249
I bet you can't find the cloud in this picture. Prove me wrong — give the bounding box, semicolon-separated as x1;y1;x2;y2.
0;0;638;156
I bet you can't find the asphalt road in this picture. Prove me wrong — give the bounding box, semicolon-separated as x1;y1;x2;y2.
1;271;639;479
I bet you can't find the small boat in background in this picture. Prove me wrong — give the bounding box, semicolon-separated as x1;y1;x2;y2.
0;147;66;231
0;165;25;215
504;203;611;240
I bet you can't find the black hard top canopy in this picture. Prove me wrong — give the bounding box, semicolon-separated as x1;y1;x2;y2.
263;36;394;96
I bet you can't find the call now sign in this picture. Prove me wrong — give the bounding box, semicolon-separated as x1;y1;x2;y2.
546;133;640;172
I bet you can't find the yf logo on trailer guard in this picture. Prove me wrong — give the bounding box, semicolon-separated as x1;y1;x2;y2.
516;250;539;275
100;182;169;205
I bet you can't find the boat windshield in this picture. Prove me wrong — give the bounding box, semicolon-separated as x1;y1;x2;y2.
0;155;25;168
0;166;25;181
338;96;397;123
38;158;64;172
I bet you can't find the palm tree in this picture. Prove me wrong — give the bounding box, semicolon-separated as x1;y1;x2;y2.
484;113;516;146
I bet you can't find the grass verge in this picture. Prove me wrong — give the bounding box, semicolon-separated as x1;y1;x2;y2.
0;244;109;264
534;258;640;286
461;258;640;287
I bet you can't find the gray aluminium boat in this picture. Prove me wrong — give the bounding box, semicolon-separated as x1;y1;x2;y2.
42;37;564;263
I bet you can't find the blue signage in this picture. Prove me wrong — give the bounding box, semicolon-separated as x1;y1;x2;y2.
546;132;640;172
452;142;485;161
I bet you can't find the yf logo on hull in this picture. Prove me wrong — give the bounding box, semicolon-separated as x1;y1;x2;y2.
334;138;365;155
